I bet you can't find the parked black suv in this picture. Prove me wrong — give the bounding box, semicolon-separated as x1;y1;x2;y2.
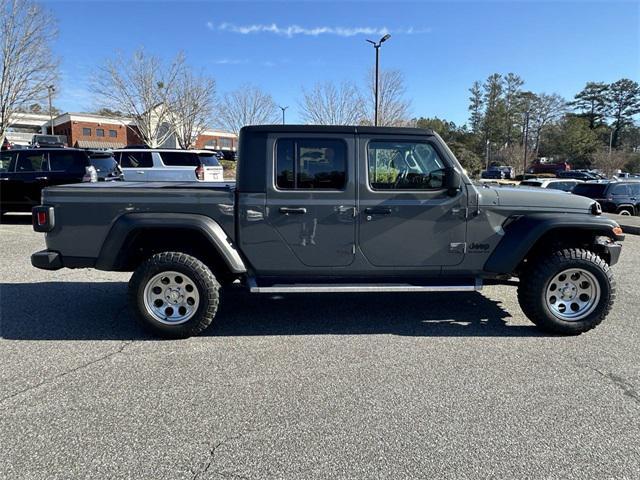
87;150;123;181
0;148;94;214
573;181;640;216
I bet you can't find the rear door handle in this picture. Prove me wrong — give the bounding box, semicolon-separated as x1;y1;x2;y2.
136;171;145;174
279;207;307;215
35;176;48;181
364;207;392;215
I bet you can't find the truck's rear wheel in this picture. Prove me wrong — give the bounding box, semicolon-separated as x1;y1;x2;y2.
517;249;615;335
128;252;220;338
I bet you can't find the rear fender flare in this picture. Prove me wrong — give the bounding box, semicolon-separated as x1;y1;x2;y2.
95;213;247;273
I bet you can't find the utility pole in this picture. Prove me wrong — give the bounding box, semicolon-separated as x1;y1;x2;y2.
608;129;614;160
279;106;288;125
523;113;529;174
366;34;391;126
47;85;55;135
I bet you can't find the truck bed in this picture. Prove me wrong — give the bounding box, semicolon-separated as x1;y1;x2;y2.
41;181;237;260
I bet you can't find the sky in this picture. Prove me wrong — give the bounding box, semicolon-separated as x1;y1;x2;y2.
46;0;640;127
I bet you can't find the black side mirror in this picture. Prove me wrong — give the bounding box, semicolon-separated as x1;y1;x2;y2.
445;167;462;196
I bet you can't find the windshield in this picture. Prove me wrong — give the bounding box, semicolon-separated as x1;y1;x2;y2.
573;184;607;198
198;153;221;167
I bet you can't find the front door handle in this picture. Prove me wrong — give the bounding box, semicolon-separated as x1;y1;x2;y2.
35;176;48;181
364;207;392;215
136;171;145;174
279;207;307;215
0;177;8;181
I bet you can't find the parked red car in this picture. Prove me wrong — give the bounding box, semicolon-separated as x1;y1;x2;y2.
527;160;570;175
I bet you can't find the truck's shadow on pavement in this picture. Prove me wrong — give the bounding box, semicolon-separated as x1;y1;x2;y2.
0;214;32;225
1;282;549;341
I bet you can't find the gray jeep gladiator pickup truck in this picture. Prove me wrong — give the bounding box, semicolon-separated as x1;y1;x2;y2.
31;125;624;338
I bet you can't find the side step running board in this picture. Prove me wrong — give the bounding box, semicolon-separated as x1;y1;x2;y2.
248;278;482;293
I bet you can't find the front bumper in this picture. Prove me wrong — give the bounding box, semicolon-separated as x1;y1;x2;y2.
604;242;622;266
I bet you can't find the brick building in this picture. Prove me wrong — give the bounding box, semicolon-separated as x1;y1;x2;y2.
5;112;237;151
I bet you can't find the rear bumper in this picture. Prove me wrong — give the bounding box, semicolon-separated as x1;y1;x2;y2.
31;250;63;270
31;250;95;271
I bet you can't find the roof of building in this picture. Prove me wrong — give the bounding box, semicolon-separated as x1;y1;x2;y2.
74;140;126;149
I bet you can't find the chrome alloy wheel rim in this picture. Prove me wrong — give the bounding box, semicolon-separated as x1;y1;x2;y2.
143;271;200;325
545;268;601;321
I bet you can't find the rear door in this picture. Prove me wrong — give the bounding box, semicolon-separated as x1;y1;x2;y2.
117;151;153;181
0;151;17;210
9;151;48;209
47;150;88;186
265;134;356;268
357;135;467;267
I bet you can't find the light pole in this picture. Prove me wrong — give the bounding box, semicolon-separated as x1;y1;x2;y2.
279;106;288;125
522;110;530;175
47;85;55;135
366;33;391;126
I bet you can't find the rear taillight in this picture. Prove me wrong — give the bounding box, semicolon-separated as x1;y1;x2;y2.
195;165;205;181
32;206;55;232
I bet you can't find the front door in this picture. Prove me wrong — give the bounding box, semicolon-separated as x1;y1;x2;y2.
357;135;467;267
265;134;356;268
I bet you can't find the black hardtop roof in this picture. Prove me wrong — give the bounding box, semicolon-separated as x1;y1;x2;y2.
240;125;435;136
4;147;85;153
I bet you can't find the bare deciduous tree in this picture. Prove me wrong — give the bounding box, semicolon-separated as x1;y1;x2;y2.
216;84;278;134
367;68;411;126
0;0;58;137
92;49;184;147
171;70;216;149
298;81;364;125
529;93;567;156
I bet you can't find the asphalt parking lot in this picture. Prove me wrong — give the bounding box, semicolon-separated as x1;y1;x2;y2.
1;214;639;480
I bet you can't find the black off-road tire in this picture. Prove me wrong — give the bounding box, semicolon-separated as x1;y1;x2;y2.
128;252;220;338
517;249;615;335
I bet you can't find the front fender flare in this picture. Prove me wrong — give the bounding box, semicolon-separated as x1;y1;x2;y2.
95;213;247;273
484;213;621;274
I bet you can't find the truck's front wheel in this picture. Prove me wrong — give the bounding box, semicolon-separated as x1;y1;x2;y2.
517;249;615;335
129;252;220;338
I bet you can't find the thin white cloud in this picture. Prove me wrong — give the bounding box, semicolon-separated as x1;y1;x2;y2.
213;58;249;65
213;22;429;38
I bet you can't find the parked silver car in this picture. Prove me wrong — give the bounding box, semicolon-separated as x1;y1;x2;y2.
113;149;224;182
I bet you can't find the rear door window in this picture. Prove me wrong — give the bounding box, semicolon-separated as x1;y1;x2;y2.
610;184;630;196
49;151;86;172
119;151;153;168
16;152;47;172
573;184;607;198
276;138;347;190
159;151;200;166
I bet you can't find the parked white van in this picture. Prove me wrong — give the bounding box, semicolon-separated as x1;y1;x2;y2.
113;149;224;182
